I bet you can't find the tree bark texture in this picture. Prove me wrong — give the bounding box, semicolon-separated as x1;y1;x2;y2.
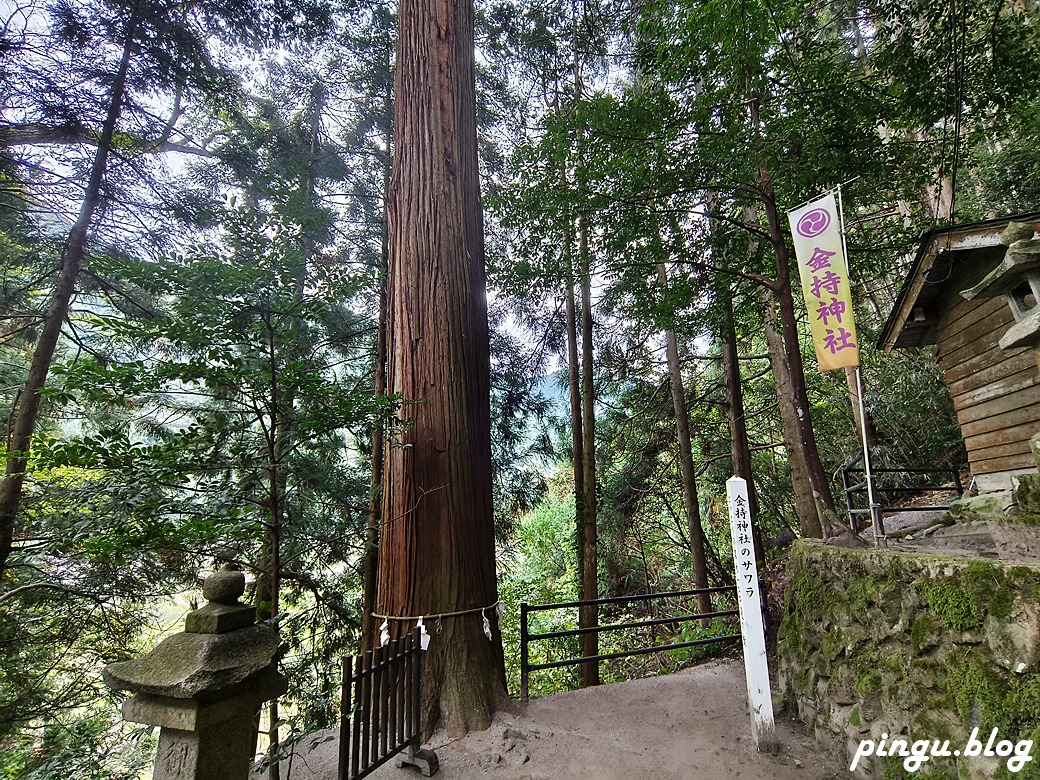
571;0;598;687
564;251;585;592
0;16;139;580
762;291;822;538
750;91;838;538
656;262;711;615
362;80;393;654
844;365;879;451
377;0;504;736
721;295;765;564
578;214;599;688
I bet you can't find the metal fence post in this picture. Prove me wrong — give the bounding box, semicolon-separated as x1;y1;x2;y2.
520;602;529;703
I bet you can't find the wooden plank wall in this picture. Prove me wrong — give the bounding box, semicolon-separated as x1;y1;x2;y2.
937;288;1040;488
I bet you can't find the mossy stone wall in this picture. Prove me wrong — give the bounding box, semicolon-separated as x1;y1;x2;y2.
777;541;1040;779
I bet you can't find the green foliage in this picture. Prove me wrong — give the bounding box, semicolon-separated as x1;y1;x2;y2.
867;0;1040;221
861;348;966;472
488;318;555;535
50;202;390;714
508;491;579;600
663;615;738;668
0;712;156;780
2;0;1039;772
46;205;391;529
499;488;581;696
491;0;982;576
1;199;389;767
500;476;740;697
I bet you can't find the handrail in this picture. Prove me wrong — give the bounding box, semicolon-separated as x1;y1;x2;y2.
839;459;963;530
519;586;740;701
527;608;739;641
522;585;737;613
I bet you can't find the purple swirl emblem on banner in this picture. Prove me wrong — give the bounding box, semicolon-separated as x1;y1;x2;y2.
796;208;831;238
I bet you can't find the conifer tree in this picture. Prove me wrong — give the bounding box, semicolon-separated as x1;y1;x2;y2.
376;0;506;735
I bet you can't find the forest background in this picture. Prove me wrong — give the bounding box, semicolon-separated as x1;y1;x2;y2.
1;0;1038;776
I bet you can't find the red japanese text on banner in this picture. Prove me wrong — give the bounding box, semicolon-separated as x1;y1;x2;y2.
787;193;860;371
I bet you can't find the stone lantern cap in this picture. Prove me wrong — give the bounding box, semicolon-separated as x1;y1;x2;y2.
959;223;1040;351
102;566;280;704
960;229;1040;303
185;565;255;634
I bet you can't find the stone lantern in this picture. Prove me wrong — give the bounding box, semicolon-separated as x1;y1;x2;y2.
103;567;286;780
960;221;1040;362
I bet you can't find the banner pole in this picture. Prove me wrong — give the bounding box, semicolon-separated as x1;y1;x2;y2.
788;176;862;213
837;184;885;545
855;363;885;544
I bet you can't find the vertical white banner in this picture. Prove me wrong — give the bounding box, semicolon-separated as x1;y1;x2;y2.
788;192;860;371
726;475;776;752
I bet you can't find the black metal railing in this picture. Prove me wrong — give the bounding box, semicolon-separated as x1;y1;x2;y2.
840;453;963;529
519;586;740;701
339;627;438;779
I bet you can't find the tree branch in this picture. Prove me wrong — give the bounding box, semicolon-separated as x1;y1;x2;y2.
0;581;103;605
0;122;215;157
278;569;360;628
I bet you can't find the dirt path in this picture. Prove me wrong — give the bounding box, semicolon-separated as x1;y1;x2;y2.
276;659;852;780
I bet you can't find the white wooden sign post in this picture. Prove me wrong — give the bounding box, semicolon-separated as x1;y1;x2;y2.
726;475;777;752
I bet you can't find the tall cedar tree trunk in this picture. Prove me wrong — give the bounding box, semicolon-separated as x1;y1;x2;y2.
362;65;393;654
762;290;822;537
564;229;585;599
377;0;505;736
721;296;765;563
655;262;711;615
578;212;598;687
0;14;139;581
844;366;879;452
259;398;283;780
750;91;838;537
555;99;585;621
260;83;326;779
571;0;598;689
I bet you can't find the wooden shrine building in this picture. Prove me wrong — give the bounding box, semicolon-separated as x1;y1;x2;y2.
879;212;1040;493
